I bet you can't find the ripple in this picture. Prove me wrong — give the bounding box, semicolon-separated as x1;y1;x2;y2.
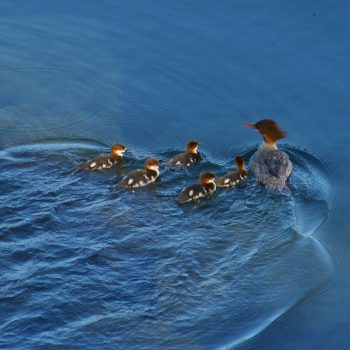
0;140;337;349
0;64;192;153
0;64;119;148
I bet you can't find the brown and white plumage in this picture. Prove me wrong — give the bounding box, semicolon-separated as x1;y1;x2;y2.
243;119;292;190
119;158;160;189
169;140;201;167
79;143;126;171
177;172;216;204
216;156;248;188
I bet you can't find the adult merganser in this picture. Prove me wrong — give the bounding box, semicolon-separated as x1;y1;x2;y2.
79;143;126;171
119;158;160;189
243;119;292;190
216;156;248;188
177;172;216;204
169;140;201;167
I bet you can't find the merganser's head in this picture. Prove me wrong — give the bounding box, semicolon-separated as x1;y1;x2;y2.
111;143;127;157
243;119;286;144
145;158;160;171
235;155;246;171
186;140;199;154
200;172;216;185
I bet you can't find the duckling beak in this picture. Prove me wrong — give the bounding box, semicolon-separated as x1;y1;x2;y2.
242;123;256;128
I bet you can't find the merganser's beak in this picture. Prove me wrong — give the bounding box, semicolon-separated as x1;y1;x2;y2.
242;123;256;128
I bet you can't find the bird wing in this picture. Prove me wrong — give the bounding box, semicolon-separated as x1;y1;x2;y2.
169;152;186;166
177;184;203;203
266;150;292;177
119;169;144;187
79;155;109;170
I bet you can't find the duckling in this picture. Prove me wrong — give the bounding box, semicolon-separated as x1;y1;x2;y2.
216;156;248;188
80;143;126;171
177;172;216;204
119;158;160;189
169;140;200;167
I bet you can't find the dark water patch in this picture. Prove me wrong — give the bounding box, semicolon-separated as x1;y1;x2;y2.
0;140;337;349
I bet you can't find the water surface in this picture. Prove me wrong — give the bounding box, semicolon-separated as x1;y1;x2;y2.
0;1;349;349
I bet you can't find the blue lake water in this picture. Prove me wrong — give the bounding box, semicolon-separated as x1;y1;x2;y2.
0;1;349;349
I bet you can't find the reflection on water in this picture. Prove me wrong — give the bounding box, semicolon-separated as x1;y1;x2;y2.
0;140;333;349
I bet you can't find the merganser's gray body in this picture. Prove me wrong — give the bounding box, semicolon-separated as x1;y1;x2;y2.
249;143;292;190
